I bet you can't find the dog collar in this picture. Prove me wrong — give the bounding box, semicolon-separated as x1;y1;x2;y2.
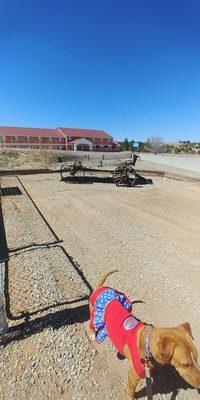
145;328;152;359
144;327;159;368
140;327;155;366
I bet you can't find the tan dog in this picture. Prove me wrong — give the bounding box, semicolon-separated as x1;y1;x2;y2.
89;270;200;399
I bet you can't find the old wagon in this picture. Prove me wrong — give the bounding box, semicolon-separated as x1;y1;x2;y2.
60;155;140;187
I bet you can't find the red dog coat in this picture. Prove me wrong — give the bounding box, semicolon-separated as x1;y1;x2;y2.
90;287;145;378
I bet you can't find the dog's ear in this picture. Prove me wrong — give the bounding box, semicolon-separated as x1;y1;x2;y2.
156;336;176;364
179;322;194;340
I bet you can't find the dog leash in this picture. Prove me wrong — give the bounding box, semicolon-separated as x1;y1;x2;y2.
144;364;153;400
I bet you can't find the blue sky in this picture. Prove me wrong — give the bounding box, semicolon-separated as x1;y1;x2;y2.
0;0;200;142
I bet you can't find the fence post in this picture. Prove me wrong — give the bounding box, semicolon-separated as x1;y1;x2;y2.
0;262;8;334
131;152;134;164
0;193;9;334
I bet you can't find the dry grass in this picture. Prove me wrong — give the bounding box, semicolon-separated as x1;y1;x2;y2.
0;148;133;171
0;148;59;170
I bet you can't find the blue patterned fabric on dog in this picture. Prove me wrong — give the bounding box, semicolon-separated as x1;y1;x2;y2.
93;289;132;343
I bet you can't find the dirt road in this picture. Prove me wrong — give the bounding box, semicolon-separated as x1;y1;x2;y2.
140;154;200;177
1;172;200;399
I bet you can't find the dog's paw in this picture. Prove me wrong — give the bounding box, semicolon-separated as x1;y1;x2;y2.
89;332;96;342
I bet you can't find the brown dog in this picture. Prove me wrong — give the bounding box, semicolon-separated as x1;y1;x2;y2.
89;270;200;399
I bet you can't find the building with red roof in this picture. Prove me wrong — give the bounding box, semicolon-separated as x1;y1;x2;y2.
0;125;120;152
0;126;65;150
58;127;120;152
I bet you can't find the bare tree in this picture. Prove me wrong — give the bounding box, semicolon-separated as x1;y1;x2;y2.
146;136;165;154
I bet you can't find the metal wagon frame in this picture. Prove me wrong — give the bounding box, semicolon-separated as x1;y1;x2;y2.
60;155;140;187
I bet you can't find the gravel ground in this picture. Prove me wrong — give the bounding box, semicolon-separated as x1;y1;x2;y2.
0;171;200;400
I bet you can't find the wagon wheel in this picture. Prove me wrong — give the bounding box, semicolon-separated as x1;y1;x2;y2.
112;164;137;187
60;161;82;181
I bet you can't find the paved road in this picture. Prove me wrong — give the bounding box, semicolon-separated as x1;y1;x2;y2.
140;154;200;173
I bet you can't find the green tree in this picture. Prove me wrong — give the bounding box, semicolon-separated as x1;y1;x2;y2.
121;138;130;151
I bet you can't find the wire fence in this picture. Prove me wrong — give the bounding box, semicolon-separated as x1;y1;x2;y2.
56;150;133;163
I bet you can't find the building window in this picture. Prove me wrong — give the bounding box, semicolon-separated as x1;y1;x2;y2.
30;137;38;143
12;136;16;141
42;137;49;143
0;136;2;141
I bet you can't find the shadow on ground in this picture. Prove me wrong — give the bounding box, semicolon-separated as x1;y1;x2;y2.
0;303;90;347
61;175;153;186
4;242;93;324
136;364;197;399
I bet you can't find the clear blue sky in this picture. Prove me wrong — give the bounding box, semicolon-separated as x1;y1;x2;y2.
1;0;200;142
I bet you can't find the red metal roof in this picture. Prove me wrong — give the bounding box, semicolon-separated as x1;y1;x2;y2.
0;126;114;140
0;126;63;138
58;127;113;139
67;138;92;144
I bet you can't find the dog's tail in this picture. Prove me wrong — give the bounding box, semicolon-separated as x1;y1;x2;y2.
96;269;119;289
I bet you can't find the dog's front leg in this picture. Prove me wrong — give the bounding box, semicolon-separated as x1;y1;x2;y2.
88;303;96;341
127;368;138;400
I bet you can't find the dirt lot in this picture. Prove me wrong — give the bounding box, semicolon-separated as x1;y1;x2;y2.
0;170;200;399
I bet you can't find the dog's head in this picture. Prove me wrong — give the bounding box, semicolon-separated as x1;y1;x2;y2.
154;323;200;388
